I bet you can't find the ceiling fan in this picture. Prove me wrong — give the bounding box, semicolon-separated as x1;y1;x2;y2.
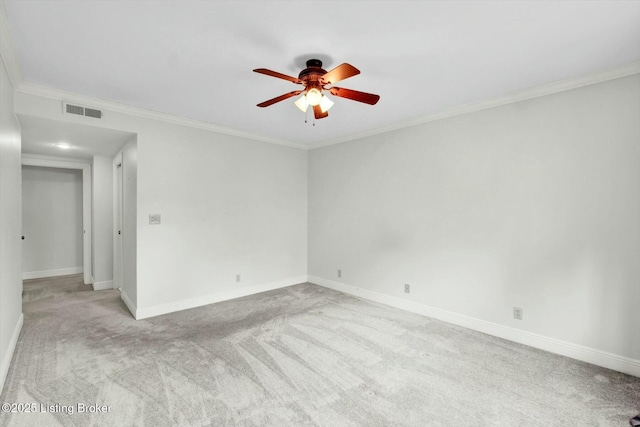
253;59;380;120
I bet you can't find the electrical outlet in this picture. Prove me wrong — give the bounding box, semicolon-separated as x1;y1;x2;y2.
236;274;241;283
337;269;342;278
513;307;523;320
149;214;161;225
404;284;410;293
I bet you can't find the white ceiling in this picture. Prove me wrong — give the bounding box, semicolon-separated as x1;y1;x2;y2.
19;115;134;160
4;1;640;147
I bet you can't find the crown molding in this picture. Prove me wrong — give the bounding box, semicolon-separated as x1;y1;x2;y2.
5;5;638;155
12;58;640;152
1;0;303;150
16;83;308;150
308;60;640;150
0;1;23;88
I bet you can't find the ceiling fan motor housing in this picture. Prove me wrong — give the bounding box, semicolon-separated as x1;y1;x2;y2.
299;59;327;89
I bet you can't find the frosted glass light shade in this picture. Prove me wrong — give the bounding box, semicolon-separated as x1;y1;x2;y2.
294;95;309;112
319;95;334;113
306;88;322;106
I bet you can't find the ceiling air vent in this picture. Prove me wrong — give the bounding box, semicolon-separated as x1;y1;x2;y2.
65;103;84;116
84;108;102;119
63;102;103;119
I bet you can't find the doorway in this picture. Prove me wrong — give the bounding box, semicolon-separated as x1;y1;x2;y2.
21;156;93;285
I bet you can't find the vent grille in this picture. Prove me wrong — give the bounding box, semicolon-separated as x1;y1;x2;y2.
84;108;102;119
64;102;103;119
66;104;84;116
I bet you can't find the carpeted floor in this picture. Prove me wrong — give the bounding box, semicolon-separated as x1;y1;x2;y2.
1;274;639;426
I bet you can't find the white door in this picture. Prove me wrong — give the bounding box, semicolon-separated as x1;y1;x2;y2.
113;154;123;289
82;167;92;284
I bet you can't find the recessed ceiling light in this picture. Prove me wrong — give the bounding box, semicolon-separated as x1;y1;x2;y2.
54;142;72;149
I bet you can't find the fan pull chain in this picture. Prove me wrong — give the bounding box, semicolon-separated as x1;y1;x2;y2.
303;107;315;126
302;108;316;126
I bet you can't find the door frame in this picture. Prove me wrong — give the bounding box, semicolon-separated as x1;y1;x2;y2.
112;151;123;291
21;154;93;285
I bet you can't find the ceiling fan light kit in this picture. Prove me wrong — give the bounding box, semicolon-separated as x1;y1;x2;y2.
254;58;380;120
319;95;334;113
294;95;309;112
305;88;323;106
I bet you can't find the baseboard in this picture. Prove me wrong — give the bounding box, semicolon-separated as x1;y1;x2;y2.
0;313;23;394
92;280;113;291
135;275;309;320
120;288;137;319
22;267;83;280
309;275;640;378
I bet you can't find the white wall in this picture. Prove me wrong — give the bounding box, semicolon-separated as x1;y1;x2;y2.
309;74;640;365
8;60;639;374
21;165;83;278
0;54;23;393
136;123;307;316
13;91;308;319
121;138;137;306
92;155;113;288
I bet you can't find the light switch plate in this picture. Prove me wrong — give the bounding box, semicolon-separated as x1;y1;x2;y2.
149;214;161;225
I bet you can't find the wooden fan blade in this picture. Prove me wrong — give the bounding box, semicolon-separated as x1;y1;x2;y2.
328;87;380;105
313;104;328;119
253;68;301;84
257;90;302;107
321;63;360;85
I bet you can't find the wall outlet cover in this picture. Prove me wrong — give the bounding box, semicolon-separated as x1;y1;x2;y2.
404;284;410;293
513;307;523;320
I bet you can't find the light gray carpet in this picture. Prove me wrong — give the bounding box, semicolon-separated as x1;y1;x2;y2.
1;274;639;426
